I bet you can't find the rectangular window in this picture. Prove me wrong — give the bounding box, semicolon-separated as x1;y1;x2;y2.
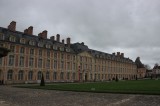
90;74;92;80
47;50;50;57
19;56;24;66
46;60;50;68
54;53;57;59
67;62;70;70
67;72;70;80
61;61;64;69
53;72;57;80
54;60;57;69
29;58;34;67
39;49;42;56
72;73;75;80
20;47;25;54
73;55;76;61
10;45;15;52
8;55;14;66
38;59;42;68
73;63;76;70
61;54;64;59
30;49;34;55
67;55;70;60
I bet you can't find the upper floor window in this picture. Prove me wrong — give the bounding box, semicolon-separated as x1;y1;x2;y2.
60;47;64;51
8;55;14;66
10;45;15;52
39;49;42;56
0;33;4;40
53;45;58;50
29;40;35;46
47;50;50;57
46;44;51;49
66;48;70;52
30;49;34;55
19;56;24;66
38;42;43;47
20;38;25;44
20;47;25;54
9;36;16;42
29;58;34;67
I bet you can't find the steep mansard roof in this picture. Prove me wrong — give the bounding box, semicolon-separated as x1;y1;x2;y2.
0;27;135;64
135;57;145;68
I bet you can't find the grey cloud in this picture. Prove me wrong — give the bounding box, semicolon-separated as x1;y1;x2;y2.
0;0;160;67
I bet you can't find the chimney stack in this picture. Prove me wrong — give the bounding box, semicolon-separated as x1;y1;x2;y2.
62;39;64;44
41;30;47;39
117;52;120;56
38;30;47;39
50;36;55;41
27;26;33;35
121;53;124;57
112;52;115;55
66;37;71;47
56;34;60;42
8;21;16;31
24;29;28;34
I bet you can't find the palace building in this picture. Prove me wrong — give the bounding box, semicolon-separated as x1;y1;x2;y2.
0;21;138;84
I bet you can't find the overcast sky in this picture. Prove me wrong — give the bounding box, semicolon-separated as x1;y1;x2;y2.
1;0;160;68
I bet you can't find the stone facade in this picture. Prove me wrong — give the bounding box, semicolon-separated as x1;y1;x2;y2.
0;21;138;84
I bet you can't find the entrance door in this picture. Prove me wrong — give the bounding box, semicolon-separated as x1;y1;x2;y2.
85;73;87;81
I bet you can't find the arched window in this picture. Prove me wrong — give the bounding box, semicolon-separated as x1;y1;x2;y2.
18;70;23;80
7;70;13;80
28;71;33;80
46;71;49;80
37;71;42;80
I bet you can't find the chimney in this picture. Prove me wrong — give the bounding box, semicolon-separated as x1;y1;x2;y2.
24;29;28;34
38;33;42;37
121;53;124;57
39;30;47;39
62;39;64;44
66;37;70;45
50;36;55;41
117;52;120;56
8;21;16;31
56;34;60;42
112;52;115;55
27;26;33;35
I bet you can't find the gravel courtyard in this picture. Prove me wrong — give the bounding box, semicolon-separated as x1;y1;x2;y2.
0;86;160;106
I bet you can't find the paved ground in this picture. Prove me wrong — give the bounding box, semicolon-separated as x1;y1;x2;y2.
0;86;160;106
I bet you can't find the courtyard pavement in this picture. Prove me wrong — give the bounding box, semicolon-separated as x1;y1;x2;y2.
0;85;160;106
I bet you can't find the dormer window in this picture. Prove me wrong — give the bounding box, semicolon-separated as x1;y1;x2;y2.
0;33;4;40
46;44;51;49
29;40;35;46
38;42;43;47
9;35;16;42
53;45;58;50
60;47;64;51
66;48;70;52
20;38;25;44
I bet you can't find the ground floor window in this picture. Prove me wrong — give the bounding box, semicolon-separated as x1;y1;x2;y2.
53;72;57;80
18;70;23;80
46;71;50;80
7;70;13;80
60;72;64;80
28;71;33;80
72;73;75;80
37;71;42;80
67;72;70;80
